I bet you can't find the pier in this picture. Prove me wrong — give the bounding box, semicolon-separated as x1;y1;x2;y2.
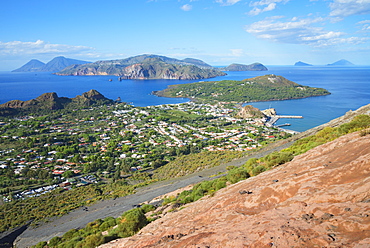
266;115;303;127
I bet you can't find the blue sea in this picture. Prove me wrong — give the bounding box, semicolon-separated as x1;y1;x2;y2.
0;66;369;132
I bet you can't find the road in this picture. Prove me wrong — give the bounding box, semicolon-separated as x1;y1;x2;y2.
14;139;294;248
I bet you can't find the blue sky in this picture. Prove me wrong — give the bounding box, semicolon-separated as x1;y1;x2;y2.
1;0;369;70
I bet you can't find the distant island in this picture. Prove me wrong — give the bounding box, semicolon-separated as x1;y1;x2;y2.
327;59;354;66
12;56;90;72
294;61;312;66
154;74;330;104
0;89;113;116
56;55;226;80
220;63;268;71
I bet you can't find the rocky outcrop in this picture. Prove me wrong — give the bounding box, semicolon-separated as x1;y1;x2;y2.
0;90;113;116
222;63;268;71
236;105;265;118
100;130;370;248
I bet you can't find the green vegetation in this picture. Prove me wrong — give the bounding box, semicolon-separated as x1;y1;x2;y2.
31;114;369;248
154;74;330;103
0;101;286;233
32;206;153;248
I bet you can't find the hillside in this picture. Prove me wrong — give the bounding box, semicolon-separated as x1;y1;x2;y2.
221;63;268;71
0;89;113;116
56;54;222;80
154;74;330;103
12;56;90;72
101;129;370;247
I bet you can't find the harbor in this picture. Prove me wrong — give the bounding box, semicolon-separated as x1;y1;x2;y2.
262;108;303;134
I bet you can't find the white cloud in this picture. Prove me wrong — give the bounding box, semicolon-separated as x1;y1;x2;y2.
181;4;192;11
329;0;370;18
249;3;276;15
230;49;245;57
358;20;370;31
248;0;288;15
216;0;242;6
245;16;368;47
0;40;94;56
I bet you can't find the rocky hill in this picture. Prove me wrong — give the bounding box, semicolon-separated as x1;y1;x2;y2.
57;56;226;80
0;89;113;116
221;62;267;71
100;129;370;247
236;105;265;118
12;56;90;72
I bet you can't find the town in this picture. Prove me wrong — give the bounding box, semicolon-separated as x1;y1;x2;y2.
0;102;291;203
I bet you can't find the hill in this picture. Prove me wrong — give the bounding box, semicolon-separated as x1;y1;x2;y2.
12;56;90;72
0;89;113;116
57;56;226;80
327;59;354;66
154;74;330;103
11;59;45;72
294;61;312;66
101;129;370;247
221;63;268;71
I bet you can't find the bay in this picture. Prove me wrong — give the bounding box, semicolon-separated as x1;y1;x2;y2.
0;65;369;132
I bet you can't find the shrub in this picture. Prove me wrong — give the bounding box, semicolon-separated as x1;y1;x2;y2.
48;236;62;247
226;167;250;184
141;204;155;213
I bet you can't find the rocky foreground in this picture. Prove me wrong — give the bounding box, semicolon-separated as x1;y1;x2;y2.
100;131;370;248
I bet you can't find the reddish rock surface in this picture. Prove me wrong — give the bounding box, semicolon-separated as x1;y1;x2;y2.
100;131;370;248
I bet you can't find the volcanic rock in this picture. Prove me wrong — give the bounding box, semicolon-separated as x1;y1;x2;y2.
100;131;370;248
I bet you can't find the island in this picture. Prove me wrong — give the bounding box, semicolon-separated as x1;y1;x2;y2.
220;62;268;71
294;61;312;66
153;74;330;104
12;56;90;72
327;59;354;66
56;54;226;80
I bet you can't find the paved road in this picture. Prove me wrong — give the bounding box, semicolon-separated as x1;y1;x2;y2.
14;139;294;248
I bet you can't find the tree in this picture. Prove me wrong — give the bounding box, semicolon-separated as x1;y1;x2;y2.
62;170;74;178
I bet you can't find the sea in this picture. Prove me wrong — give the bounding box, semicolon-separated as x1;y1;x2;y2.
0;66;369;132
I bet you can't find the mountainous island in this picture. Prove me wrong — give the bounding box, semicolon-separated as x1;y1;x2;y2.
56;54;226;80
327;59;354;66
0;89;113;116
294;61;312;66
12;56;90;72
220;62;268;71
154;74;330;103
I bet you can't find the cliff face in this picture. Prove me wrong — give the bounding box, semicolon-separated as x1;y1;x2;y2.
118;60;226;80
56;55;226;80
100;131;370;248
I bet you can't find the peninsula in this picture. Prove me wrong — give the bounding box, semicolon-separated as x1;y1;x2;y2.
154;74;330;104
